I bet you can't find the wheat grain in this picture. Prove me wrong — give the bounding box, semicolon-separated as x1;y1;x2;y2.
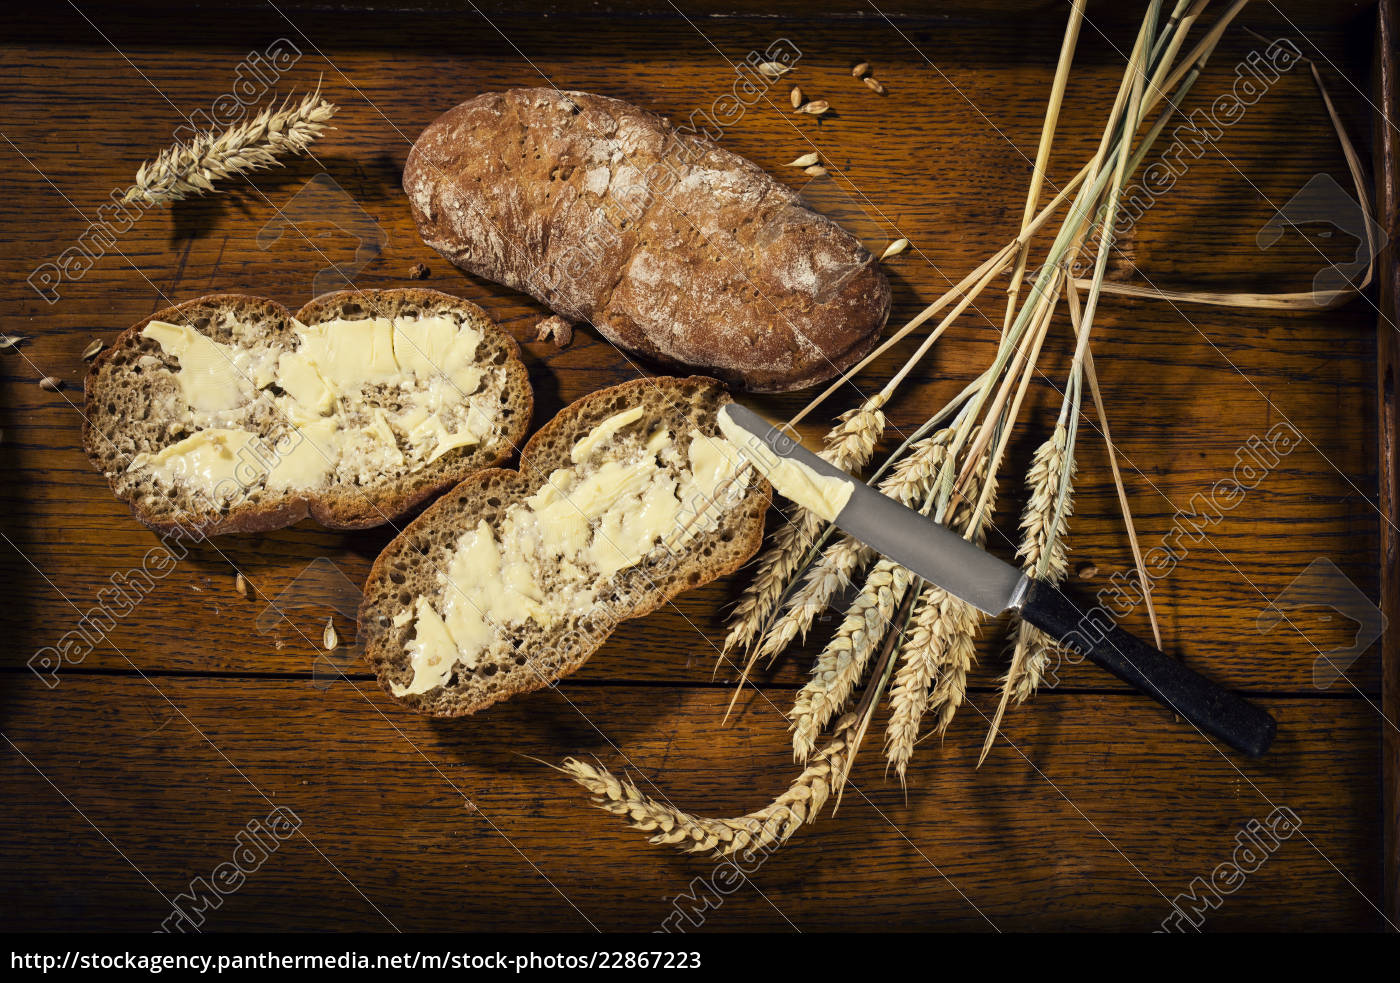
880;238;909;260
790;559;910;762
123;89;338;206
561;714;858;857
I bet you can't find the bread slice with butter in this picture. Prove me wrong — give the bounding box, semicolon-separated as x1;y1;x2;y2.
83;288;532;535
359;376;770;716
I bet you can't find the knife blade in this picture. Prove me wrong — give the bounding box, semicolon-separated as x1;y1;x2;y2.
718;403;1277;758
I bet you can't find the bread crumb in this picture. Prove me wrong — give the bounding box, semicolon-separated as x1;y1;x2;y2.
535;315;573;349
408;262;431;280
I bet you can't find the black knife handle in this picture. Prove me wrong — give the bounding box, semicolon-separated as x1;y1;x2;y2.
1019;580;1277;757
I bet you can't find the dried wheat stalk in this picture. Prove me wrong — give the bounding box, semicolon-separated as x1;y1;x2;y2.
561;713;858;857
789;558;911;762
122;89;337;206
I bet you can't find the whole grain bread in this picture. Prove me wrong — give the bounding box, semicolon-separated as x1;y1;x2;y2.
403;88;891;393
359;376;770;716
83;288;532;535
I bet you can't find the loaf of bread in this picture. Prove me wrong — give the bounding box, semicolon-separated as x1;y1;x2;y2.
84;288;532;535
403;88;891;393
359;376;770;716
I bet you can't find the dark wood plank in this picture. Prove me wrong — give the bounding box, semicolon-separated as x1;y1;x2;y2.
0;675;1383;931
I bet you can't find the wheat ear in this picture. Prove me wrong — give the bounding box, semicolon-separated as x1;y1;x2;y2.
885;585;984;779
123;89;338;206
720;393;888;662
560;714;859;857
753;535;873;660
790;559;911;762
882;433;996;775
980;423;1076;764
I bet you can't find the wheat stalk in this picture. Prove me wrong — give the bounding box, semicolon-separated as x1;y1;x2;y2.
122;89;338;206
720;393;888;662
980;424;1076;763
789;559;910;762
560;714;859;857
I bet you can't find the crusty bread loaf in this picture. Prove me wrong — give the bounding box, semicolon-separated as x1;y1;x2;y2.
403;88;891;393
359;376;770;716
83;288;532;535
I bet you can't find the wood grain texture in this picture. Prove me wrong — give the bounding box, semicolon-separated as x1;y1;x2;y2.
0;675;1385;932
0;0;1390;931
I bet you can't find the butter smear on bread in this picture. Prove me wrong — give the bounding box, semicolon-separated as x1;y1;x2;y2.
395;406;752;697
129;314;502;499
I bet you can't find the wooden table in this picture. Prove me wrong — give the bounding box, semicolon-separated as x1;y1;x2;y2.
1;0;1393;932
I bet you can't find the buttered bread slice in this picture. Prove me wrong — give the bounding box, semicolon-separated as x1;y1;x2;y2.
359;376;770;716
83;288;531;534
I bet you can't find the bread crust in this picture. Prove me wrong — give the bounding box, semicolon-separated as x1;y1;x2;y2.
82;288;533;536
359;375;771;716
403;88;891;393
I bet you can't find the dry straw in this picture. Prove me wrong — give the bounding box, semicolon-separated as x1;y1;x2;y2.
560;714;859;857
122;88;338;206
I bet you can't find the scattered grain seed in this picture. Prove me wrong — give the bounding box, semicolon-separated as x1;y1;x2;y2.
864;76;887;95
852;61;870;78
804;164;828;177
323;618;338;651
790;85;804;109
787;151;820;168
234;571;248;597
1077;562;1099;580
82;339;104;360
408;262;430;280
1;335;27;350
797;100;830;116
756;61;792;78
880;238;910;260
38;376;61;392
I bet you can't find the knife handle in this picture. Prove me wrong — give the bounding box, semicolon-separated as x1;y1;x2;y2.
1018;580;1277;757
